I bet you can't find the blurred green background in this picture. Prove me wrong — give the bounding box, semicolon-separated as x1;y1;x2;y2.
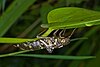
0;0;100;67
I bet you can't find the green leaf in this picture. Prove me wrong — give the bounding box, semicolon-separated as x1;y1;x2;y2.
14;54;96;60
42;7;100;29
0;38;36;43
0;0;36;37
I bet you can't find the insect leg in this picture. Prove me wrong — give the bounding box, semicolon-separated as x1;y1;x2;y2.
36;29;47;38
62;29;66;36
53;30;59;37
59;30;65;38
68;28;76;38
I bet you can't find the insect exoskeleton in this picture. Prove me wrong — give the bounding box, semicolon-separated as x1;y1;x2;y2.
14;29;76;53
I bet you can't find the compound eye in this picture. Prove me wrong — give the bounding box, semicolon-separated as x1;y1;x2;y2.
61;39;65;43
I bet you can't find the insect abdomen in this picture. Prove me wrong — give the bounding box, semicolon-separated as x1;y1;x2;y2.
15;40;44;50
14;37;67;53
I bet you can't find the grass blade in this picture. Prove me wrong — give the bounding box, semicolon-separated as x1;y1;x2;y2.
0;50;30;57
0;38;36;43
0;0;36;37
13;54;96;60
